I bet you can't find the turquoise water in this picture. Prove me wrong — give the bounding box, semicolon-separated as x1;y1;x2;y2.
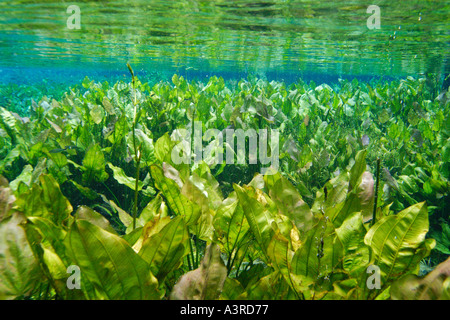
0;1;449;301
0;0;449;85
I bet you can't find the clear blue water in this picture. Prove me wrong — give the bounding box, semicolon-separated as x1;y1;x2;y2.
0;0;449;87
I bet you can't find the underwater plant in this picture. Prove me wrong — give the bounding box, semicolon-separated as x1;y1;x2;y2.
0;73;448;300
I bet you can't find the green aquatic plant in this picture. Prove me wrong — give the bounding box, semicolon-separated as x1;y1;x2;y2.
0;144;437;300
127;62;142;230
391;257;450;300
0;74;448;300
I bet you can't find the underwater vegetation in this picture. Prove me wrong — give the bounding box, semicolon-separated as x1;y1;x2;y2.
0;70;449;300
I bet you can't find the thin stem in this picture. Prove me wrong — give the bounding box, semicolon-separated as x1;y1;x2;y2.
188;234;196;269
372;158;381;226
132;150;141;230
127;62;140;231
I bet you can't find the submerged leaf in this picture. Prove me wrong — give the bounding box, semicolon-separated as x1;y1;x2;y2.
65;220;160;300
364;202;435;285
170;243;227;300
0;213;41;299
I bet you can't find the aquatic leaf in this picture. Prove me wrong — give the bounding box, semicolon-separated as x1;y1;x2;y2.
378;109;390;124
74;205;117;234
81;144;109;184
150;165;201;225
127;129;156;166
348;150;367;192
220;277;245;300
181;172;220;241
46;118;62;133
70;180;99;200
132;215;171;252
213;191;249;256
138;193;168;226
9;165;33;191
291;216;343;281
264;172;313;232
242;271;292;300
154;132;176;163
100;195;133;229
364;202;435;285
22;216;86;299
266;230;293;283
81;76;91;88
90;104;104;124
0;146;20;171
15;174;72;225
170;243;227;300
233;184;274;259
391;257;450;300
102;96;116;115
139;216;189;282
107;162;143;191
335;212;370;277
39;174;73;225
0;176;15;222
65;219;160;299
106;115;128;145
0;213;41;299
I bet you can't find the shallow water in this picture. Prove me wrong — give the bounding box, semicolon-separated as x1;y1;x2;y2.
0;1;449;301
0;0;449;84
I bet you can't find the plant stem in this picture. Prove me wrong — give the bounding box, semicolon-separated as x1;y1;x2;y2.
188;234;196;269
372;158;381;226
133;152;140;230
127;62;141;230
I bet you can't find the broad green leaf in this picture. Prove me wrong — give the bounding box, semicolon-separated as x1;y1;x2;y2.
90;105;104;124
100;195;133;229
139;216;189;282
181;174;217;241
335;212;370;277
82;144;109;184
378;109;390;123
348;150;367;191
240;271;292;300
15;174;72;225
107;162;143;191
312;171;349;222
138;193;168;226
150;165;201;225
65;219;160;300
154;133;176;163
39;174;73;225
291;216;344;281
170;243;227;300
233;184;274;259
74;205;117;234
220;277;245;300
22;216;85;299
9;165;33;191
0;213;42;299
102;96;116;115
390;257;450;300
132;215;171;252
364;202;435;285
264;172;313;232
70;180;99;200
127;129;156;166
0;176;15;222
213;191;249;257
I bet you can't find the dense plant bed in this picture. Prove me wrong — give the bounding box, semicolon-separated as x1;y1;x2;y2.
0;72;448;299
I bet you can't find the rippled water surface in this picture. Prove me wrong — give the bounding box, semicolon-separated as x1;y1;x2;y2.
0;0;449;81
